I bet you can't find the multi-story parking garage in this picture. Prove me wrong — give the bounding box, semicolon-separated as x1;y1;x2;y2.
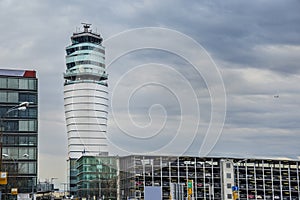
119;155;300;200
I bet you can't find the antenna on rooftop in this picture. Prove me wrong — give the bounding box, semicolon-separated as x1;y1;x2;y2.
81;22;92;32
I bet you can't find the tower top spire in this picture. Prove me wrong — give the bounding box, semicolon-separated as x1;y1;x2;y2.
71;23;102;44
81;23;92;32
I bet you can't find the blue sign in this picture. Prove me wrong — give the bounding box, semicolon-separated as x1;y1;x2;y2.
232;186;239;191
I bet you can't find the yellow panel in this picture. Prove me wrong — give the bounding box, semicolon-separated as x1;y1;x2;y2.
0;172;7;185
11;188;18;195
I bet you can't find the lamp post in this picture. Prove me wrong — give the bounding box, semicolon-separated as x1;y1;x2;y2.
2;153;30;200
50;178;58;200
0;102;31;200
0;102;31;171
61;183;68;199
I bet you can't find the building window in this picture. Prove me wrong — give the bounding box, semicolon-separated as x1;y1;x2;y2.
0;91;7;102
226;163;231;168
19;162;37;174
0;78;37;90
6;121;19;131
227;173;232;179
2;147;36;160
20;136;31;146
19;79;29;89
8;78;18;88
0;91;19;103
3;135;17;145
18;147;36;158
227;194;232;199
19;93;37;104
28;79;37;90
0;78;7;88
28;136;37;146
19;107;37;118
7;92;18;103
227;183;232;189
3;135;37;146
19;120;37;132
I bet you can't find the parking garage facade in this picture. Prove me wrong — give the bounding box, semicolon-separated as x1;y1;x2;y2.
119;155;300;200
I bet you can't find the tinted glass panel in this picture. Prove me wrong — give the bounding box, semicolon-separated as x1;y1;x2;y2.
19;108;37;118
0;78;7;88
3;135;17;145
28;79;36;90
19;120;37;132
19;79;28;89
5;121;19;131
0;92;7;102
28;136;37;146
7;92;18;102
29;163;36;173
19;136;28;146
8;78;18;88
19;93;37;104
21;136;36;146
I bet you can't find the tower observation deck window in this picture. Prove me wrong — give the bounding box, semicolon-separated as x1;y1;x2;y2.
72;35;102;45
66;60;105;69
66;46;105;55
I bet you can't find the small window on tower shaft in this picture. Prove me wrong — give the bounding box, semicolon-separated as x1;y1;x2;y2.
226;173;232;179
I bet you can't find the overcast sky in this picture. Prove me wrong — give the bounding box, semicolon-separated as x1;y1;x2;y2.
0;0;300;188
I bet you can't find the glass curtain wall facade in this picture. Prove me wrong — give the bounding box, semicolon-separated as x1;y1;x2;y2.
64;24;108;195
76;156;118;200
0;69;38;196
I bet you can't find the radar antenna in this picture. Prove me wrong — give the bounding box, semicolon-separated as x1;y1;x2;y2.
81;23;92;32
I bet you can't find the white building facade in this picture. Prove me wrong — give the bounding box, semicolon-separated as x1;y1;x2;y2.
64;24;108;194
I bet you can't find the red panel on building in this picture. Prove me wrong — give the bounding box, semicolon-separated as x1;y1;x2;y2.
23;70;36;78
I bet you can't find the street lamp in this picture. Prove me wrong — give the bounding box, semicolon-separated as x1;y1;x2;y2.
2;153;30;173
0;102;31;200
2;153;30;200
50;178;58;200
0;102;31;171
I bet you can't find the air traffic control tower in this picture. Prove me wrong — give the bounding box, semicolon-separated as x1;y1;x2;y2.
63;24;108;194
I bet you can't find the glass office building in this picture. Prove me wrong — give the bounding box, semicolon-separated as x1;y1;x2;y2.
64;24;108;195
0;69;38;196
76;156;118;200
